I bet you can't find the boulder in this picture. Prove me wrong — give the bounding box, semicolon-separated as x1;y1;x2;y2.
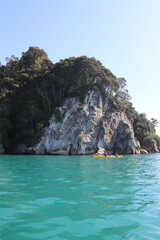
96;147;106;155
140;149;148;154
135;149;140;154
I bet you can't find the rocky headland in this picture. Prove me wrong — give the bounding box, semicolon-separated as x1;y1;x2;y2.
0;47;159;154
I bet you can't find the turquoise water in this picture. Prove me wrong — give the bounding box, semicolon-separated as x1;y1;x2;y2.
1;154;160;240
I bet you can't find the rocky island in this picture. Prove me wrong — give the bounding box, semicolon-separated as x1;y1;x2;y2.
0;47;159;154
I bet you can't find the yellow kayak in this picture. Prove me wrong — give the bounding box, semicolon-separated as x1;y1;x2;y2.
92;155;123;158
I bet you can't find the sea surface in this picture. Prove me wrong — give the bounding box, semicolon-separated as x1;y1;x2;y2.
1;154;160;240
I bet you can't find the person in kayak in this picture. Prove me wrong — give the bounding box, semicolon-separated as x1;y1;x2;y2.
104;151;108;156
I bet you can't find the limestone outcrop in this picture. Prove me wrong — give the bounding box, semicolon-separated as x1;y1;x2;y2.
34;89;140;155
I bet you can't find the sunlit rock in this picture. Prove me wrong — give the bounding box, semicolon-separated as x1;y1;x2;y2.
34;89;140;155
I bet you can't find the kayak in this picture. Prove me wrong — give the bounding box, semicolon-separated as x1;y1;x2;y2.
92;155;123;158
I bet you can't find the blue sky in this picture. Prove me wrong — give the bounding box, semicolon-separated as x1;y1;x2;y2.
1;0;160;134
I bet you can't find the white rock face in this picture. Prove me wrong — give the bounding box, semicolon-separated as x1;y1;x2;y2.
34;89;140;155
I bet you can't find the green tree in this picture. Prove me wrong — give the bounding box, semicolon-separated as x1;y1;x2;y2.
133;113;156;148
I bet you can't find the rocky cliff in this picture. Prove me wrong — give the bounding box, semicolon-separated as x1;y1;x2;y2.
1;50;159;155
34;89;140;155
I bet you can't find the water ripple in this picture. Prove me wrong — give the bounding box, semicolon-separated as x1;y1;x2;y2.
1;154;160;239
